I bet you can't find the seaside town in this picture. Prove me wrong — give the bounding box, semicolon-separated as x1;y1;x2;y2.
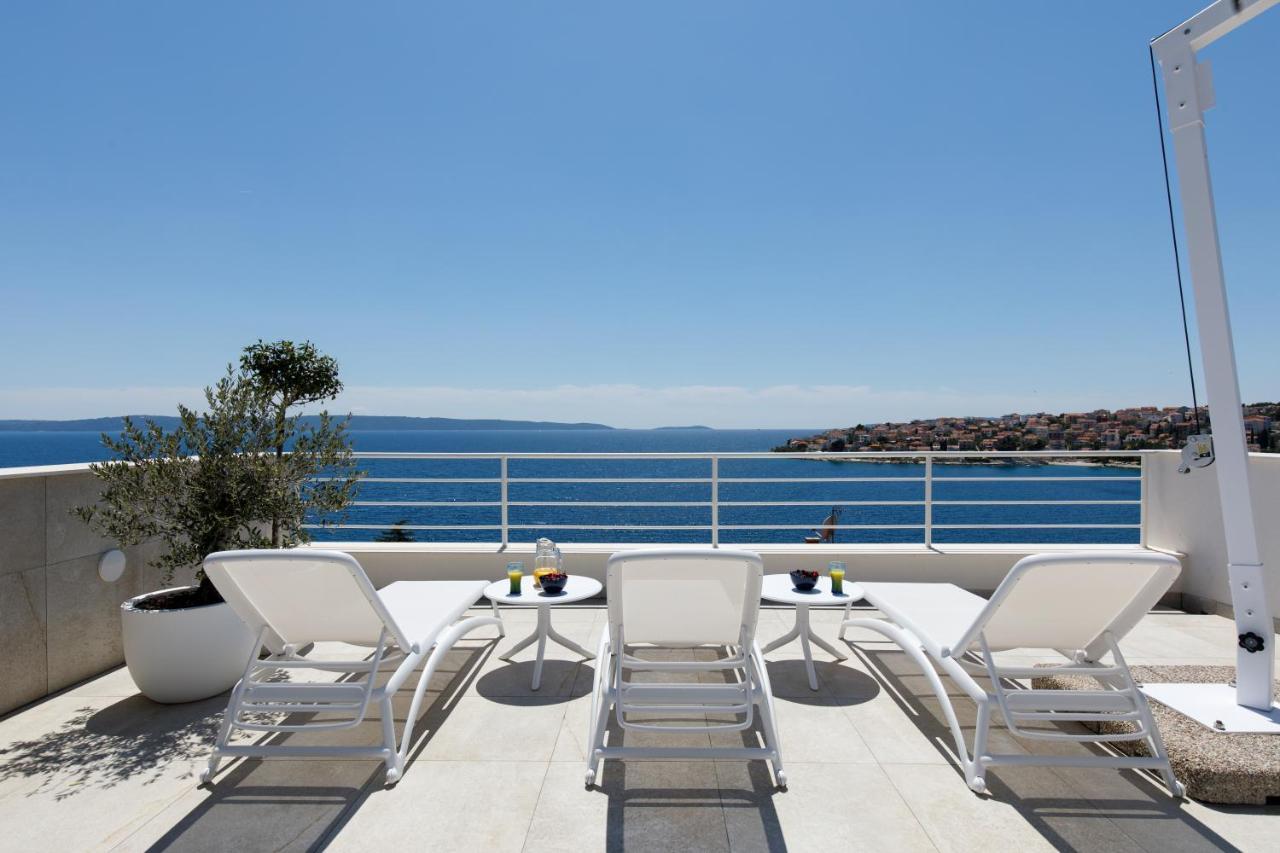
775;403;1280;454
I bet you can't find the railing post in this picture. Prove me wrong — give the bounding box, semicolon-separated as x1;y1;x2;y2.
500;456;509;548
1138;452;1148;547
710;456;720;547
923;455;934;548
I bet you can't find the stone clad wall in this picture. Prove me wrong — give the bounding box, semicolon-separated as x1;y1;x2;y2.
1145;449;1280;627
0;466;168;716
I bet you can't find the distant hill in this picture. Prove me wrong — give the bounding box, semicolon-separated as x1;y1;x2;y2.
0;415;614;432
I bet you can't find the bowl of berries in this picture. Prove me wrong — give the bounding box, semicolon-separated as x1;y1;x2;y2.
789;569;819;592
539;572;569;595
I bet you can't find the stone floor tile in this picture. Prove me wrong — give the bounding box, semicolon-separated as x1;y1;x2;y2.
881;763;1060;853
111;759;381;853
586;760;731;853
416;696;566;762
709;698;876;765
753;762;937;852
324;760;547;853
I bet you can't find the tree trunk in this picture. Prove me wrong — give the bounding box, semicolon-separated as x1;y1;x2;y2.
272;407;286;547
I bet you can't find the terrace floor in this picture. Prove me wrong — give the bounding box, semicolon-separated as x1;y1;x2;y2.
1;605;1277;852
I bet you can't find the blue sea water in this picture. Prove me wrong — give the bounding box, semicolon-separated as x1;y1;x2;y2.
0;428;1140;545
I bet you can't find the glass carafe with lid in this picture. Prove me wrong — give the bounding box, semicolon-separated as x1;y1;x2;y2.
532;537;562;588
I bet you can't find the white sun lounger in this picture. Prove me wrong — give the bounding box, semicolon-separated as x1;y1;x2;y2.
842;551;1184;796
200;549;501;784
586;548;786;788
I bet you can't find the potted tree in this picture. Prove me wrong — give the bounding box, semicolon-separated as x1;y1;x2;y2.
78;341;359;703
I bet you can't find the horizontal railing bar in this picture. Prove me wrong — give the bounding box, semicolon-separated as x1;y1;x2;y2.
719;524;923;530
718;500;922;507
322;477;500;484
932;500;1140;505
932;476;1139;482
932;524;1141;529
507;524;711;530
325;474;1135;484
342;498;1137;508
718;477;924;483
512;501;707;507
352;501;499;507
346;451;1143;459
509;477;709;484
301;524;502;530
309;517;1141;525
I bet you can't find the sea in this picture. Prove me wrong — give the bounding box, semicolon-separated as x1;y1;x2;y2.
0;428;1140;546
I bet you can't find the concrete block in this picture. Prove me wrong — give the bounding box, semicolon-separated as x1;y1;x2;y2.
0;567;47;715
45;553;137;693
0;476;46;576
45;470;114;565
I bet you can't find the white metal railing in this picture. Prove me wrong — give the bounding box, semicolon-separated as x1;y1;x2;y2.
307;450;1145;546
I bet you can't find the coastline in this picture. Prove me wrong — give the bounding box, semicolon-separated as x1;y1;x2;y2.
776;454;1140;468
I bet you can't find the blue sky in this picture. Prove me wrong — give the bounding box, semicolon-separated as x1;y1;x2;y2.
2;2;1277;428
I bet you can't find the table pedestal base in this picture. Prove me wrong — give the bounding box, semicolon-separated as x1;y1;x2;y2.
500;605;593;690
762;603;848;690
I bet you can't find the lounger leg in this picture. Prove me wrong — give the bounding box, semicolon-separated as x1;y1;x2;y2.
492;599;506;638
1106;635;1184;798
969;699;991;794
381;695;402;782
1143;707;1184;797
200;683;243;784
200;627;267;785
751;643;787;788
845;618;981;792
390;615;503;784
585;635;614;787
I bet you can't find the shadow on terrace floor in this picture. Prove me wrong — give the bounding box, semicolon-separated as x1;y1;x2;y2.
142;640;497;851
849;642;1247;851
0;693;225;800
594;719;788;853
0;638;497;851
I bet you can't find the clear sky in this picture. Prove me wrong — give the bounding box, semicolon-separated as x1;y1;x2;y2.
2;2;1277;428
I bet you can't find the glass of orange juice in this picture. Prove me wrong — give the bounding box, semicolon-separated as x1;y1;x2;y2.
828;561;846;596
507;562;524;595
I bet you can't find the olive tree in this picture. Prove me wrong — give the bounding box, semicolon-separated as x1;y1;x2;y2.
77;342;361;607
77;371;276;606
240;340;356;547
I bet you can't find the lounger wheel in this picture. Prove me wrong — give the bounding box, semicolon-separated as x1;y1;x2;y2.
967;777;987;794
775;770;787;789
385;766;402;785
1170;780;1186;798
198;767;212;784
584;769;596;787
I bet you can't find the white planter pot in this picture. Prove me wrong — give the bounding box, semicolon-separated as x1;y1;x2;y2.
121;587;258;704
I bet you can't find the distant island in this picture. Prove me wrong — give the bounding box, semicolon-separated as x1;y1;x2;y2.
775;403;1279;454
0;415;614;432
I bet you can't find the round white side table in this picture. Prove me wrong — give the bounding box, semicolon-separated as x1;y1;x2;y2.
760;574;864;691
484;575;603;690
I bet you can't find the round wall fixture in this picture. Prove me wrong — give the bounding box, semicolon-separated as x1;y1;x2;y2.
99;549;127;583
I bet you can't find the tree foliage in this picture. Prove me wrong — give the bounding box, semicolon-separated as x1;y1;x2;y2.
77;342;360;605
376;519;417;543
240;340;349;546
